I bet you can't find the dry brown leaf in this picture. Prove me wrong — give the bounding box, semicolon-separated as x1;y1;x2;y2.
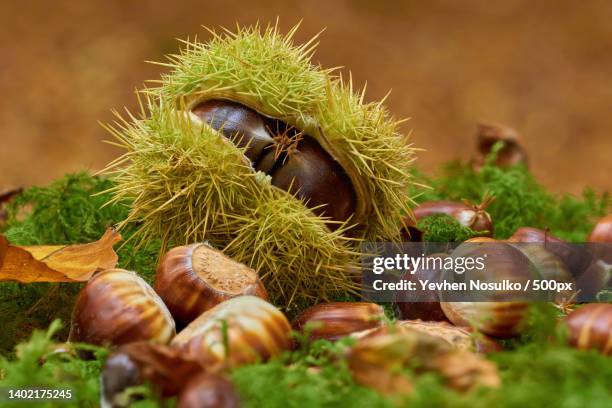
0;228;120;283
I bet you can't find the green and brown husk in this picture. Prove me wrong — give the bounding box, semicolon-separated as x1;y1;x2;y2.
102;24;416;310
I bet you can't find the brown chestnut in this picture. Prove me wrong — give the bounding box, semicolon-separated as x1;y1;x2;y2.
191;99;275;165
171;296;292;369
396;320;501;353
191;99;357;228
412;198;494;236
473;122;528;169
509;227;593;278
101;342;204;407
69;269;176;346
177;373;240;408
395;253;448;321
588;215;612;243
439;241;534;337
154;243;267;327
565;303;611;355
268;136;357;226
292;302;385;341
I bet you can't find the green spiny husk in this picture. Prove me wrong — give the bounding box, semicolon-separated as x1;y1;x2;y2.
103;24;416;309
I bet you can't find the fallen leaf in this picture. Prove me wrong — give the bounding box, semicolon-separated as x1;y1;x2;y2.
0;228;121;283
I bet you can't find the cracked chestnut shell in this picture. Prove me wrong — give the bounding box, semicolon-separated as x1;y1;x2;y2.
69;269;176;346
171;296;292;369
191;99;357;229
154;243;268;327
292;302;385;341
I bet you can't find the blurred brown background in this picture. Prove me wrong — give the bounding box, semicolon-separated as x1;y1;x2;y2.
1;0;611;194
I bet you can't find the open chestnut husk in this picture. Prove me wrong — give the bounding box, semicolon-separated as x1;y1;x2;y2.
154;243;267;327
177;373;240;408
292;302;385;341
101;342;204;408
191;99;357;229
69;269;176;346
171;296;292;369
565;303;611;356
473;122;528;169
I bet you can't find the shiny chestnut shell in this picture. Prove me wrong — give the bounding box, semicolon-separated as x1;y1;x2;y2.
177;373;240;408
101;342;204;407
191;99;357;229
474;122;528;169
171;296;292;369
565;303;612;355
292;302;385;341
395;253;448;322
588;215;612;243
412;199;494;236
69;269;176;346
154;243;268;327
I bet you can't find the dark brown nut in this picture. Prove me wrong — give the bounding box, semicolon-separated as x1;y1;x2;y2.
412;198;494;236
69;269;176;346
474;122;528;169
171;296;292;369
154;243;267;327
191;99;357;228
177;373;240;408
292;302;385;341
565;303;612;356
395;253;448;322
191;99;276;164
439;241;533;338
588;215;612;243
101;342;204;407
268;136;357;226
509;227;593;278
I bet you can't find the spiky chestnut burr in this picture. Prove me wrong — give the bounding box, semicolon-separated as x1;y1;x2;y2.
177;373;240;408
565;303;611;355
154;243;267;327
103;24;416;309
292;302;385;341
171;296;292;369
69;269;175;346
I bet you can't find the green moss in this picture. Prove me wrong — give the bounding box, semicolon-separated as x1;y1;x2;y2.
0;321;105;408
411;149;610;241
0;173;160;355
0;157;610;407
417;214;479;242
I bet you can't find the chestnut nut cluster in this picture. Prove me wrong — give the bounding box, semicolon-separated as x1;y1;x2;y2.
191;100;357;228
